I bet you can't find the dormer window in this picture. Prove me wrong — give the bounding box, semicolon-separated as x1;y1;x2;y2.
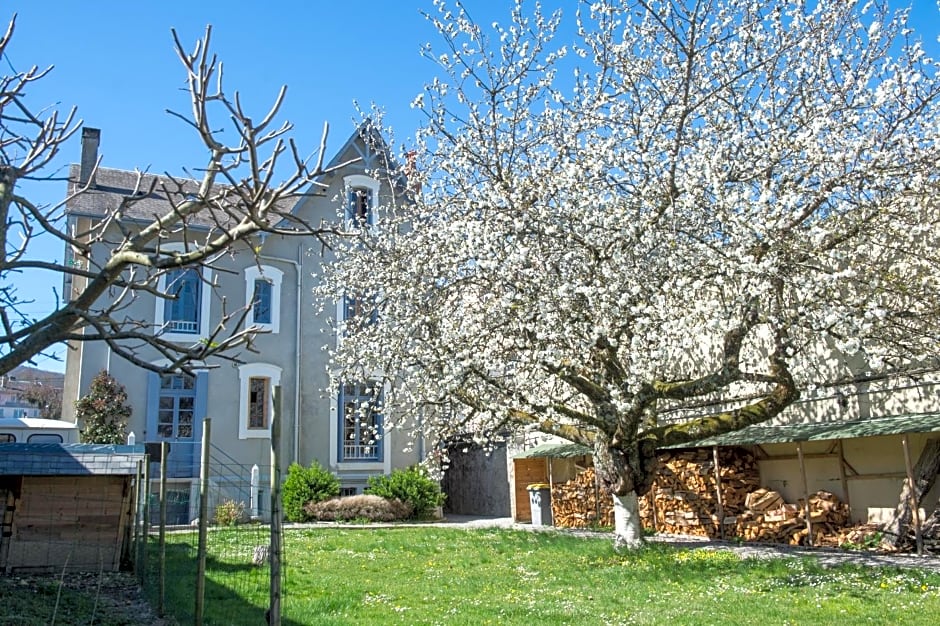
348;187;373;225
343;174;379;228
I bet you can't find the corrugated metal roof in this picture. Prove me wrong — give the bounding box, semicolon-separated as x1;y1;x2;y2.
663;412;940;448
514;442;592;459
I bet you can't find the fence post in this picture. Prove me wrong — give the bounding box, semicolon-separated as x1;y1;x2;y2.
269;387;282;625
133;459;142;574
250;464;260;519
140;453;150;585
158;441;168;617
195;418;211;625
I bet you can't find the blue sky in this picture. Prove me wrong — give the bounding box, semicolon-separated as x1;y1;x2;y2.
4;1;939;371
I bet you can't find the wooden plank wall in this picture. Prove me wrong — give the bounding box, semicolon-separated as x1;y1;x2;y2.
2;475;131;573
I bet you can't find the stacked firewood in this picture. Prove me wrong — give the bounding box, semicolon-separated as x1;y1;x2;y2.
735;489;851;545
550;467;614;528
640;448;761;538
549;448;855;546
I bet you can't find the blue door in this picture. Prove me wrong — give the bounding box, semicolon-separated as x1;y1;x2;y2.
147;371;207;478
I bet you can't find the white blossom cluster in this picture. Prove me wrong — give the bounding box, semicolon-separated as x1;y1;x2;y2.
319;0;940;460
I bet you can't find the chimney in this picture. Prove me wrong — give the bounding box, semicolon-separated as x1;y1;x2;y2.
79;127;100;186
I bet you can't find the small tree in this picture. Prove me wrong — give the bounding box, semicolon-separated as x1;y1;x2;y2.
75;370;132;444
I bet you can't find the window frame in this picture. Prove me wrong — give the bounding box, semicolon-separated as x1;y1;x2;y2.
336;381;384;463
238;363;282;439
244;265;283;334
343;174;380;228
154;261;213;343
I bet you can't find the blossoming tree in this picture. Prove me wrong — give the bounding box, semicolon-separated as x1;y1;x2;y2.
322;0;940;548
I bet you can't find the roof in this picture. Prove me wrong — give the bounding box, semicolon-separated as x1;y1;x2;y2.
514;441;592;459
513;413;940;458
0;443;146;476
663;412;940;448
67;165;205;223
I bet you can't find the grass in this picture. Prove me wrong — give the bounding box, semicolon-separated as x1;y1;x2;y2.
144;527;940;625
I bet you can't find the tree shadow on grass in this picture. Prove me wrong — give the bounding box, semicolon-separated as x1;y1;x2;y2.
149;541;305;626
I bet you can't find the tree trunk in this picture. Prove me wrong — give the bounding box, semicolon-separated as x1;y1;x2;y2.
612;491;644;550
880;438;940;550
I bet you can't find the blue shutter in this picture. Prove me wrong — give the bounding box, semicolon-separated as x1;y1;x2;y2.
337;384;345;461
253;279;272;324
145;371;161;441
192;371;209;477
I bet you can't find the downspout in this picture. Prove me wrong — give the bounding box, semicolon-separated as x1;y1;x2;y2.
259;244;303;464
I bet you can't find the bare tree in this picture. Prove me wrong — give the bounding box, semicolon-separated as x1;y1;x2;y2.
0;15;345;375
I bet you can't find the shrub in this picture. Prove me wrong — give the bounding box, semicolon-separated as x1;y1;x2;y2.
365;465;445;520
75;370;132;444
282;461;340;522
214;499;247;526
304;494;413;522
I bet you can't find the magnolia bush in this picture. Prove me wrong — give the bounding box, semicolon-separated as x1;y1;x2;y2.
75;370;132;444
322;0;940;548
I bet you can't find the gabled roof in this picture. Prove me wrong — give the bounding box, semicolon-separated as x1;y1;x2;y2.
65;121;404;227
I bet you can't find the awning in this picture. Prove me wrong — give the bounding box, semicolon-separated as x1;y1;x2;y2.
513;442;592;459
663;412;940;448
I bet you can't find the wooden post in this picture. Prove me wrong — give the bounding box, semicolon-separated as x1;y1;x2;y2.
195;418;211;625
158;441;168;617
901;434;924;556
269;387;282;626
836;440;850;510
796;442;813;546
133;460;142;574
140;454;150;586
712;446;725;540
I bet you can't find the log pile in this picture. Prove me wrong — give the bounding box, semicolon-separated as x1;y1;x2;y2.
549;447;855;547
550;467;613;529
640;448;761;538
736;490;851;546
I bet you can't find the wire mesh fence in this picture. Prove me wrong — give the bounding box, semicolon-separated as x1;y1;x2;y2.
139;437;279;625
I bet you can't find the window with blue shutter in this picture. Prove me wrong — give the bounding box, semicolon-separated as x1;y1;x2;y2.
164;268;201;334
347;186;373;225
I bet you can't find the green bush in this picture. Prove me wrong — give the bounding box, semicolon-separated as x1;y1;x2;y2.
365;465;445;520
282;461;340;522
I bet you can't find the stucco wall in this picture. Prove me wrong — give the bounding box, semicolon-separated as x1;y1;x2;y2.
758;432;940;523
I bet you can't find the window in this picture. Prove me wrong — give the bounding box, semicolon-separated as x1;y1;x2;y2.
342;293;378;327
27;433;63;444
338;382;383;462
157;373;196;439
0;433;15;443
244;266;283;333
155;262;213;341
343;174;379;227
248;376;270;429
164;268;201;334
238;363;282;439
348;187;373;224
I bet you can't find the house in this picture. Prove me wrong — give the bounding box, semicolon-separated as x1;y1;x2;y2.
61;124;422;520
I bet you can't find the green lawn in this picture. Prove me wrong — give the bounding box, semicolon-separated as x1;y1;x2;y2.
148;527;940;625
